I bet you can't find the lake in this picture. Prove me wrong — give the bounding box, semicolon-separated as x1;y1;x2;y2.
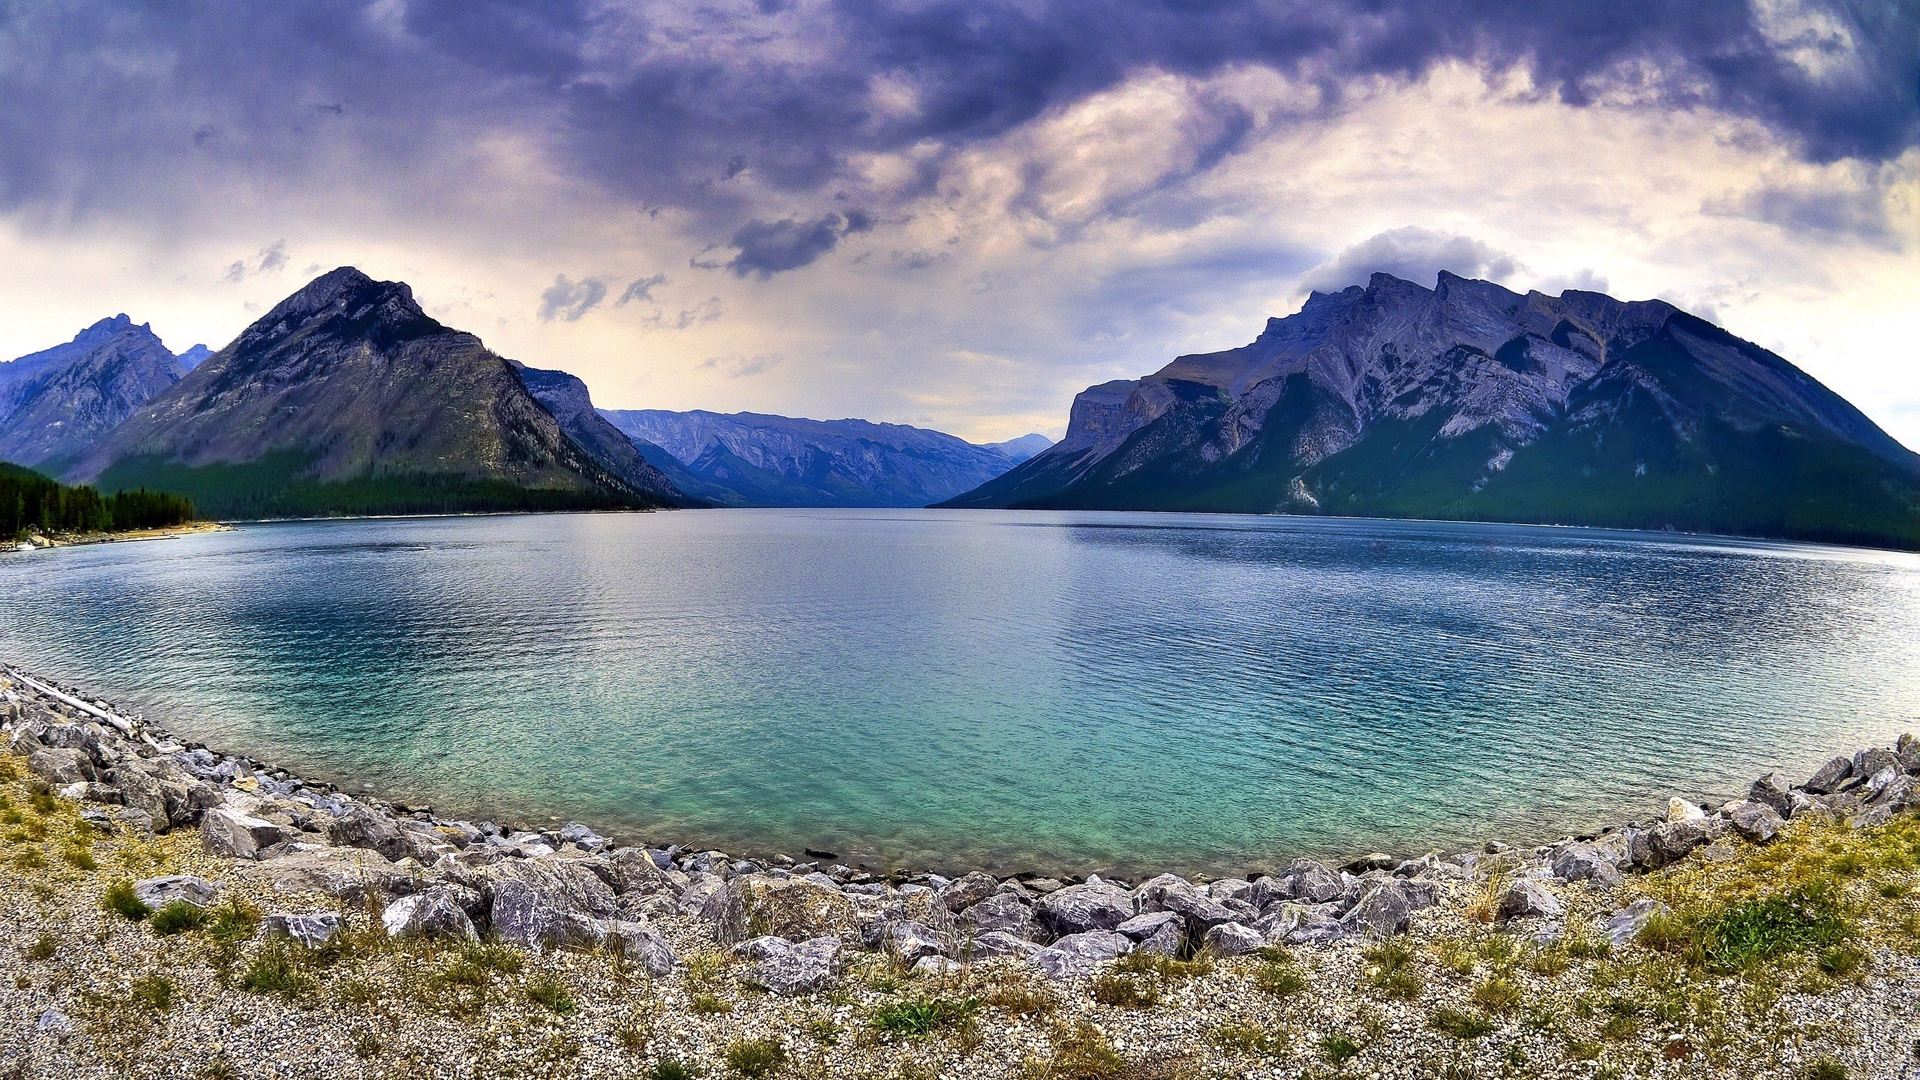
3;509;1918;876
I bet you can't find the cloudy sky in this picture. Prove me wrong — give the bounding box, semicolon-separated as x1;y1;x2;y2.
2;1;1916;445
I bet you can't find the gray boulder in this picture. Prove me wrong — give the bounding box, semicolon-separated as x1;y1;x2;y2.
1867;768;1915;809
938;871;999;912
960;892;1040;940
883;920;948;964
1726;800;1786;843
1114;911;1182;941
1135;919;1185;956
1496;878;1565;922
702;874;859;945
604;919;677;975
913;955;964;977
1805;755;1853;794
263;912;342;948
27;747;94;785
1635;817;1720;868
961;930;1040;960
1746;773;1796;816
1256;901;1345;946
1036;881;1135;936
558;821;610;852
737;935;843;995
200;806;288;859
488;859;619;950
134;875;219;909
1205;878;1254;906
1134;872;1237;933
381;887;478;942
1897;733;1920;772
675;874;727;916
107;761;209;832
1340;880;1414;937
1267;858;1345;904
1602;898;1669;948
1548;842;1623;886
255;846;414;903
1854;748;1902;785
1851;804;1898;831
327;806;420;862
1029;930;1133;979
1201;921;1264;956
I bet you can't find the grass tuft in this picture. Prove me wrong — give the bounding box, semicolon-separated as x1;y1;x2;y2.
102;879;151;921
1320;1032;1361;1064
1091;971;1160;1008
1430;1007;1497;1040
722;1038;786;1077
1694;886;1853;972
1363;939;1423;1000
871;996;981;1037
130;974;174;1011
149;900;206;936
527;973;577;1015
238;938;314;1000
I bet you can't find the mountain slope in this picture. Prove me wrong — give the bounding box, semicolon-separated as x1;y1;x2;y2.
70;267;675;519
0;315;187;468
943;271;1920;549
510;362;697;507
598;409;1038;507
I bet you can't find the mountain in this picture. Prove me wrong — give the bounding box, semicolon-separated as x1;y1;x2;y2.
69;267;683;519
175;344;215;371
597;409;1040;507
510;362;700;507
943;271;1920;550
981;433;1055;464
0;315;188;468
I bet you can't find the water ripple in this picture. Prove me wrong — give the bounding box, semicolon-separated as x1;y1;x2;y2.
2;509;1918;876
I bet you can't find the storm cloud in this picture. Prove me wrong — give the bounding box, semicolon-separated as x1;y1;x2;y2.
1;1;1916;449
726;211;875;278
2;0;1913;243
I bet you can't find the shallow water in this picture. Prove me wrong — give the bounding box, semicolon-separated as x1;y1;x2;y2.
3;509;1918;875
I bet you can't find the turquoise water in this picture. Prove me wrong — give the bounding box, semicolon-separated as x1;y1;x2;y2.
2;510;1918;875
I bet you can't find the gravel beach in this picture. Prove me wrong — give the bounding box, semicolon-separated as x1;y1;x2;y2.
5;665;1920;1079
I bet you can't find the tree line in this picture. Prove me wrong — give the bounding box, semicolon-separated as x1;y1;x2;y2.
2;462;195;539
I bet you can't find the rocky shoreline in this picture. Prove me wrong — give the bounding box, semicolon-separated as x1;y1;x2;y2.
6;521;231;553
6;662;1920;1078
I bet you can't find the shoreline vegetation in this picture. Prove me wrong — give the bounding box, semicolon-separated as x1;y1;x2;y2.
4;672;1920;1078
1;462;198;547
5;521;230;553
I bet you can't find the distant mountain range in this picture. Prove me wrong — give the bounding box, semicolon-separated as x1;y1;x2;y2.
599;409;1052;508
944;271;1920;549
0;268;1042;518
65;268;684;518
0;315;188;468
10;265;1914;545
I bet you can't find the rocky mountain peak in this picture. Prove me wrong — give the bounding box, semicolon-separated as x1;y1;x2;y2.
232;267;437;356
0;312;184;467
66;313;157;349
261;267;420;325
945;269;1920;548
